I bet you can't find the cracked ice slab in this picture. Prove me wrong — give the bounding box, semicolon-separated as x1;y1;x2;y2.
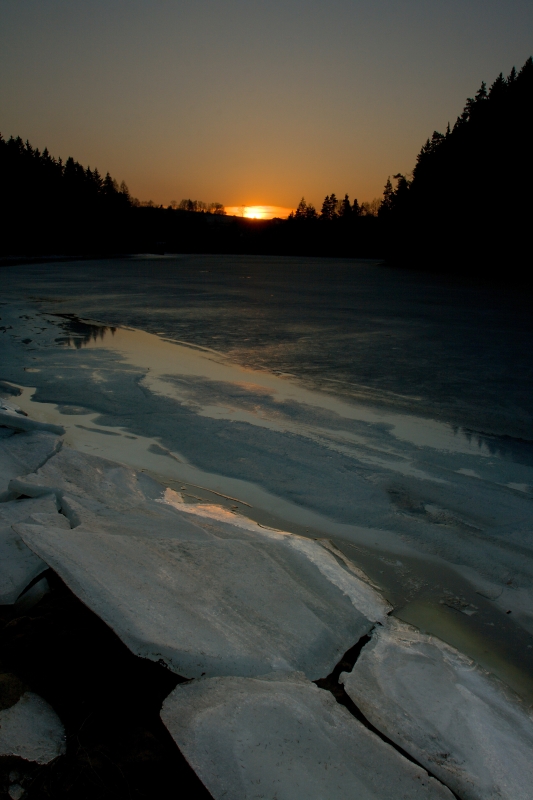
341;619;533;800
0;425;62;502
160;671;454;800
0;692;66;764
0;495;69;604
0;406;65;436
9;446;235;541
14;446;390;678
16;524;388;679
8;445;163;509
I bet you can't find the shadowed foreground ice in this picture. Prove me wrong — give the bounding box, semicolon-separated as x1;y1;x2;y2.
0;400;63;502
3;407;533;797
0;494;68;604
341;619;533;800
161;671;453;800
14;446;390;679
0;401;65;603
0;692;66;764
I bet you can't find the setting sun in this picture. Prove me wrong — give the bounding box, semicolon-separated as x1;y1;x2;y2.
225;205;294;220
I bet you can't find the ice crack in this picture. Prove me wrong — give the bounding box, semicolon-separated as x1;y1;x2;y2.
314;629;462;800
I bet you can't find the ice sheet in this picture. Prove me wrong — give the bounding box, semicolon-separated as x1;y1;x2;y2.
10;446;229;541
0;423;62;501
9;445;163;509
161;671;453;800
341;619;533;800
0;495;66;603
163;493;391;621
0;407;64;435
17;522;384;679
0;692;66;764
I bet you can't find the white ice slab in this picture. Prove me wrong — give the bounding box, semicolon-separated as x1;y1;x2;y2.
161;671;453;800
0;692;66;764
0;426;62;501
10;447;221;541
58;492;214;542
9;445;161;509
162;492;391;622
341;619;533;800
0;407;65;435
16;523;386;679
0;495;67;604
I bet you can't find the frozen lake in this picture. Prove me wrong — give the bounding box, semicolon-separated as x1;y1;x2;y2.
2;254;533;700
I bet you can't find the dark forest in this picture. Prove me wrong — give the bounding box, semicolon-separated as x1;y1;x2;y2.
1;57;531;282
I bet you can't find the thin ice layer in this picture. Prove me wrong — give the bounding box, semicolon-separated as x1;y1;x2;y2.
16;524;384;679
341;619;533;800
0;495;68;604
0;692;66;764
161;671;453;800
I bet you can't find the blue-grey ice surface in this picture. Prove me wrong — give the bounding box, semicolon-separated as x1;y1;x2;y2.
1;256;533;687
0;403;64;601
341;619;533;800
0;493;67;604
14;446;390;679
0;692;66;764
0;400;62;501
2;253;533;796
0;256;533;660
161;671;454;800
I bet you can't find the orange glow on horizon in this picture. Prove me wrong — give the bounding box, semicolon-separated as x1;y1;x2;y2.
225;205;293;220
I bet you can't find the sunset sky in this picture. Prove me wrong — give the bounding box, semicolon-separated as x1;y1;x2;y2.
1;1;531;216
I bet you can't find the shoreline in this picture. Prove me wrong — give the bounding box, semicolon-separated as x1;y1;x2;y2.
1;396;533;799
6;360;533;703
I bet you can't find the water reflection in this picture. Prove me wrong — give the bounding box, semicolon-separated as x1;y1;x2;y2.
54;313;116;349
455;426;533;464
50;315;533;466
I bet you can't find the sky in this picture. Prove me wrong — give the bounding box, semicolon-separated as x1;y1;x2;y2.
1;1;532;217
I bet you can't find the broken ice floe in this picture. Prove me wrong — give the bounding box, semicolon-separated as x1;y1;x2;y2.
0;692;66;764
0;495;67;604
0;404;65;436
14;446;390;678
17;523;388;680
10;446;227;541
0;424;62;502
341;619;533;800
163;492;390;621
8;445;161;509
161;671;453;800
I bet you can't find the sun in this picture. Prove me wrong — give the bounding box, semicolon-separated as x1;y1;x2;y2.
225;205;295;220
243;206;262;219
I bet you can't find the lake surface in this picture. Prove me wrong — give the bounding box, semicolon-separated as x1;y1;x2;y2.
2;255;533;700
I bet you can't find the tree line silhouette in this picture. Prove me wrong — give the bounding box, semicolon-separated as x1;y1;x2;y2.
1;57;531;280
379;56;532;278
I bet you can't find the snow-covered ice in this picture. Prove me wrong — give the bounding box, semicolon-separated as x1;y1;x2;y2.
161;671;453;800
0;692;66;764
0;495;67;604
341;619;533;800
